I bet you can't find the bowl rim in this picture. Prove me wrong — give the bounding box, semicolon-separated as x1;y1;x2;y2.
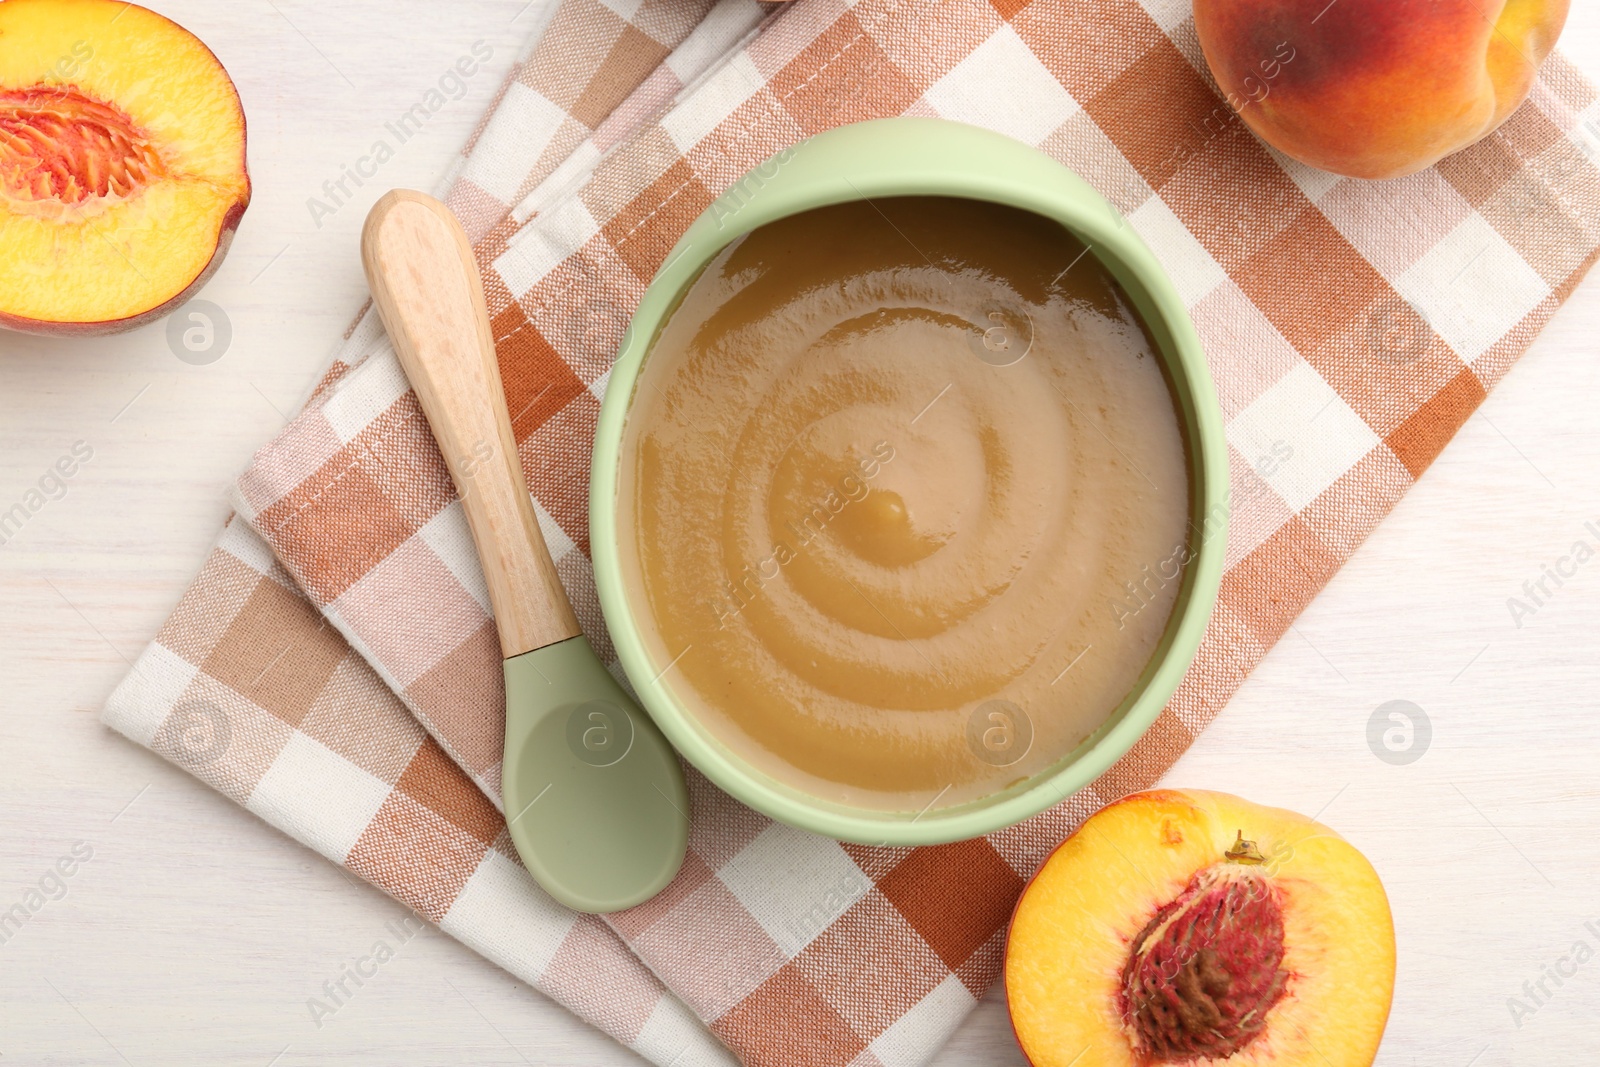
589;117;1228;845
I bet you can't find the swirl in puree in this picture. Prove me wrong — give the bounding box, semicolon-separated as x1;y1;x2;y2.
618;197;1190;811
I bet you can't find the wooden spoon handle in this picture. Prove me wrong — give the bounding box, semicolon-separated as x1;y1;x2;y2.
361;190;580;658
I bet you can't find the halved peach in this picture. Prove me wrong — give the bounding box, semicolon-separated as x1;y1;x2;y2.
0;0;250;334
1006;789;1395;1066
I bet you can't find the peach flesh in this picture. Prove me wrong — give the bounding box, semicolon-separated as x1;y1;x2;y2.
1004;790;1396;1067
0;0;250;334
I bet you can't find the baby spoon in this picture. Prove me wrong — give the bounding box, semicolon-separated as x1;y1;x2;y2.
361;190;688;913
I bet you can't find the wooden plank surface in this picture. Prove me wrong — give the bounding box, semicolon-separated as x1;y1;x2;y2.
1;2;1596;1063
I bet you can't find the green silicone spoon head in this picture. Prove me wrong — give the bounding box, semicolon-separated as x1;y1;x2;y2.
501;635;689;913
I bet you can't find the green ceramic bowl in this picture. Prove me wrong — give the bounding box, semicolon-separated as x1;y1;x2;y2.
590;118;1226;845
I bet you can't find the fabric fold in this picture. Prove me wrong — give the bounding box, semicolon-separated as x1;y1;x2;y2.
102;518;736;1067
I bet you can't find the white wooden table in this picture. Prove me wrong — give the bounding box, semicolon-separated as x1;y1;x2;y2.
2;3;1597;1063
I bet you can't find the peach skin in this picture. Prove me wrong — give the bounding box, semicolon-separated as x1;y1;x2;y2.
1194;0;1570;180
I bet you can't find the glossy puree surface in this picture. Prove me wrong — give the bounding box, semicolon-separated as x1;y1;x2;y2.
618;196;1190;811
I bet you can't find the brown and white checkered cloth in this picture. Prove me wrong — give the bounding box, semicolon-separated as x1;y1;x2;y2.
105;1;1600;1065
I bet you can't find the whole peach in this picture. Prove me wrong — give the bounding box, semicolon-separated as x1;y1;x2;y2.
1193;0;1570;180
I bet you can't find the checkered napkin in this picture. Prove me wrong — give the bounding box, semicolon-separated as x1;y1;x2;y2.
104;0;1600;1065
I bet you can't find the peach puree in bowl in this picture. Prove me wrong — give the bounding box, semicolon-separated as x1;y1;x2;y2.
619;195;1188;811
590;119;1227;845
